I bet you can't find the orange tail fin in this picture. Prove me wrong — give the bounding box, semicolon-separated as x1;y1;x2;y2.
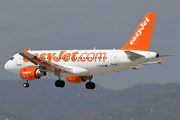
119;13;156;51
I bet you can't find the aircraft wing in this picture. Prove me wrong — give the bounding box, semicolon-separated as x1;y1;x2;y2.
142;59;162;65
19;48;73;73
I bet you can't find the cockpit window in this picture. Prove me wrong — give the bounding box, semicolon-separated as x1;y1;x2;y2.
10;57;14;60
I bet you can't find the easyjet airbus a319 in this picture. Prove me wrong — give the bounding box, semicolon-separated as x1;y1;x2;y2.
4;13;170;89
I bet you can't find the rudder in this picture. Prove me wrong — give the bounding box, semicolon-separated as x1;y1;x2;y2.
119;13;156;51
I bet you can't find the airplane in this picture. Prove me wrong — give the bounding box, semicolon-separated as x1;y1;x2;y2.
4;13;169;89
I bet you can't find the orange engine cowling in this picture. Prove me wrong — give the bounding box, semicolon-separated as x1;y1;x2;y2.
20;67;46;81
66;76;85;84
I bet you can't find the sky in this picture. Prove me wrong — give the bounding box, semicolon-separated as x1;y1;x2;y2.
1;0;179;90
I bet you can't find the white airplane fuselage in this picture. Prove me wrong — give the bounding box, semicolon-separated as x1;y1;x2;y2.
5;50;157;76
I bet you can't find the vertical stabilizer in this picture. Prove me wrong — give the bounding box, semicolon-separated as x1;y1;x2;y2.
119;13;156;51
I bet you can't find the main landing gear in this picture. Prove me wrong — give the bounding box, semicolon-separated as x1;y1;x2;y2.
85;82;95;89
55;80;65;88
54;70;65;88
85;75;96;90
54;75;96;90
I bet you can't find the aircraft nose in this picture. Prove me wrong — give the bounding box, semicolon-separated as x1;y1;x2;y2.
4;59;19;74
4;61;13;73
4;61;9;71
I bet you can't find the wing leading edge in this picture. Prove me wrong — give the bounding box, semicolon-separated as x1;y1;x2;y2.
19;48;73;73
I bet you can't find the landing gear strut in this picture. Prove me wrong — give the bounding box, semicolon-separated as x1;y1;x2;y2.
23;81;29;88
54;69;65;88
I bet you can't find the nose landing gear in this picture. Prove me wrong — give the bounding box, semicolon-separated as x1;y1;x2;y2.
23;80;29;88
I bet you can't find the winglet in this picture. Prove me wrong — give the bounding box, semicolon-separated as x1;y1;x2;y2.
22;48;28;55
158;59;162;65
132;67;138;70
119;13;156;51
59;69;64;72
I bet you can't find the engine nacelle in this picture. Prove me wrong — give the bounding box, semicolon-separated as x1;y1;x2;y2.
66;76;86;84
20;67;46;80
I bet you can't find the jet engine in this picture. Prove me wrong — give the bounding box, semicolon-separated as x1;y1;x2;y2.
20;67;46;80
66;76;87;83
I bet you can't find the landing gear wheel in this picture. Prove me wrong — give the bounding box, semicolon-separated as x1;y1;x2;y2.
91;82;95;89
85;82;95;90
55;80;65;88
23;83;29;88
86;82;91;89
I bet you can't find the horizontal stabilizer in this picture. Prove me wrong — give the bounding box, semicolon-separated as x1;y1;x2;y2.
124;50;144;61
159;55;176;57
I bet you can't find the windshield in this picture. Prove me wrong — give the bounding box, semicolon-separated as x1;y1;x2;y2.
10;57;14;60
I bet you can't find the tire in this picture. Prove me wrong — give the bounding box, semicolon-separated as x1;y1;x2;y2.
90;82;95;89
59;81;65;88
55;80;65;88
55;80;60;87
85;82;91;89
23;83;29;88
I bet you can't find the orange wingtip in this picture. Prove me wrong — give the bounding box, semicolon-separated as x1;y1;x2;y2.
132;67;138;70
158;59;162;65
22;48;28;55
59;69;64;72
